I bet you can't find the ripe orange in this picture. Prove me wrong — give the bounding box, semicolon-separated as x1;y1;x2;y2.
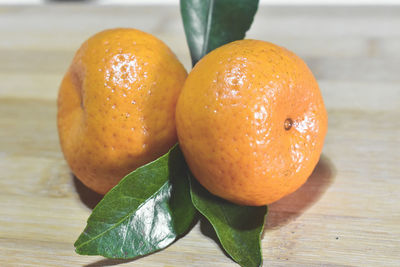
57;28;187;194
176;39;327;206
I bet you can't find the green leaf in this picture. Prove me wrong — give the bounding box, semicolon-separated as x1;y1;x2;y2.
180;0;259;66
74;145;196;259
188;173;267;267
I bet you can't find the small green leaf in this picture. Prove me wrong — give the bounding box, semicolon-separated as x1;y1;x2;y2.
180;0;259;66
188;173;267;267
74;145;196;259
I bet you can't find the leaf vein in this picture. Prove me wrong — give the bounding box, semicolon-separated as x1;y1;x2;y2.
75;182;170;250
201;0;215;56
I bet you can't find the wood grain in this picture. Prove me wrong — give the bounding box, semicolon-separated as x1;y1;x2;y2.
0;4;399;267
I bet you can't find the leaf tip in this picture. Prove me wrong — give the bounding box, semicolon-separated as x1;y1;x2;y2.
73;233;88;252
74;245;85;256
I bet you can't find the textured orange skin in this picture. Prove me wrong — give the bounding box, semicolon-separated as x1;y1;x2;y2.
176;40;327;206
57;28;187;194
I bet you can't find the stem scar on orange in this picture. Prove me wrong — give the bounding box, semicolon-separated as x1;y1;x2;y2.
176;39;328;206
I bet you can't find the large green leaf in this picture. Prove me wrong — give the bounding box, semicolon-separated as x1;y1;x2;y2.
180;0;259;66
74;145;196;259
189;173;267;267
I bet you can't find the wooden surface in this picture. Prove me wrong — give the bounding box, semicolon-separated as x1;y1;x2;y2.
1;4;400;267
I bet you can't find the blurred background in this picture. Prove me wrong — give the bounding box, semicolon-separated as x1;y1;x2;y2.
0;0;398;106
0;0;399;4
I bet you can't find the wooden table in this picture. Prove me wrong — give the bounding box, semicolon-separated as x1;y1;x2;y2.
1;4;399;266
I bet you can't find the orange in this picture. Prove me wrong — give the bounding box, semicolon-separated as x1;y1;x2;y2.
176;39;327;206
57;28;187;194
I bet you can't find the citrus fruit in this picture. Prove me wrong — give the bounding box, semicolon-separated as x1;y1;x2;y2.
176;39;327;206
57;28;187;194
